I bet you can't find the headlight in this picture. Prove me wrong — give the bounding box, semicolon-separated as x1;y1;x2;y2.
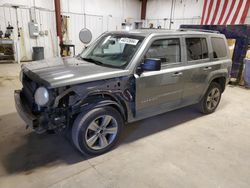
34;87;49;106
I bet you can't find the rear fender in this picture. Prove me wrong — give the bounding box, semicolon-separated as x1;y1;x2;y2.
200;69;228;100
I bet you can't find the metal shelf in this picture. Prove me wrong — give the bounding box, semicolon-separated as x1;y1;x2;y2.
0;39;16;63
0;39;14;45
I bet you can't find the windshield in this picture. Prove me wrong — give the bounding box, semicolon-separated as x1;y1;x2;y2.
80;34;145;68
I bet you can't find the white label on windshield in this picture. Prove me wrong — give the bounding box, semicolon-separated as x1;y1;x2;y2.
119;38;139;45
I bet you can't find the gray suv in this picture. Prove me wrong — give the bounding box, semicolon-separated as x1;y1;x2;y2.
15;29;232;156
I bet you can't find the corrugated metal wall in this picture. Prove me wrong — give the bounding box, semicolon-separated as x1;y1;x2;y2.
145;0;250;29
0;5;127;61
0;0;141;61
60;0;141;56
61;12;104;54
143;17;201;30
0;6;58;61
144;0;203;29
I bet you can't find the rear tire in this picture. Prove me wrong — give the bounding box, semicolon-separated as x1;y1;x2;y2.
72;106;124;156
199;82;222;114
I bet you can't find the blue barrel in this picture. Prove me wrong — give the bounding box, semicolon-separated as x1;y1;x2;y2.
244;58;250;88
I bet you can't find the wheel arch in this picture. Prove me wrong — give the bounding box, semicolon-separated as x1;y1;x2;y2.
206;69;228;93
200;73;227;102
211;76;226;92
75;92;128;122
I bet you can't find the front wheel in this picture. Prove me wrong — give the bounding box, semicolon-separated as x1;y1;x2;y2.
72;106;124;156
199;82;222;114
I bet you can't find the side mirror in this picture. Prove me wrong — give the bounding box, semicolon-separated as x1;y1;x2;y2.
141;58;161;72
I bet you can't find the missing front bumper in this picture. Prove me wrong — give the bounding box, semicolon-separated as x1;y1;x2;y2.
14;90;38;128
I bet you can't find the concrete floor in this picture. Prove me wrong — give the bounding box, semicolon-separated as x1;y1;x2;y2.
0;63;250;188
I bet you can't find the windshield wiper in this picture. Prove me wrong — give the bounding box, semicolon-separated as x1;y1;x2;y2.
81;57;104;66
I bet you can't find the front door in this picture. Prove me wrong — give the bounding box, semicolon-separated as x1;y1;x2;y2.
135;37;185;119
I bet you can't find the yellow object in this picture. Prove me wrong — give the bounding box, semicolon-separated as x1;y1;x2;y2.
227;39;236;60
246;49;250;59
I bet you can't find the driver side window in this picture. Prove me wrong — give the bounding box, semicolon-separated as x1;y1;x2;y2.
145;38;181;65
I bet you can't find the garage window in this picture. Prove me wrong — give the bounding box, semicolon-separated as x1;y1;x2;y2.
145;38;181;64
186;38;208;61
211;37;227;58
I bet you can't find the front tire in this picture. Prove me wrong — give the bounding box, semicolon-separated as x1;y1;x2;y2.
199;82;222;114
72;106;124;156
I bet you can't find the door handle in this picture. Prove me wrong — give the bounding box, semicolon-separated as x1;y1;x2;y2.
203;66;212;71
172;72;183;77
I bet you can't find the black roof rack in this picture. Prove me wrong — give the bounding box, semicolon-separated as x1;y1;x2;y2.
178;28;220;34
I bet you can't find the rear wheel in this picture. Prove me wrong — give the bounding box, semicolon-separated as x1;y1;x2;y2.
199;82;222;114
72;106;124;156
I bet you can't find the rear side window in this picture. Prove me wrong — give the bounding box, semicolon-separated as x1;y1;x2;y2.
186;38;208;61
145;38;181;64
211;37;227;58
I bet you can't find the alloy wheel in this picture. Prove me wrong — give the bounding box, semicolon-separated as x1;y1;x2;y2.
206;88;220;111
85;115;118;150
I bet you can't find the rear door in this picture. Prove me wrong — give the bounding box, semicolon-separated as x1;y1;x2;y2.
182;36;213;105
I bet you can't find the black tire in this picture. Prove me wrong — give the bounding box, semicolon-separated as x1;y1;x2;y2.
199;82;222;114
72;106;124;156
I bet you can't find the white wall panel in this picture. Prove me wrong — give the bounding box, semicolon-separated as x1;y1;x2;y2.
0;0;30;6
0;7;21;40
37;10;57;58
18;8;33;60
0;7;6;29
0;0;54;9
60;0;69;12
146;0;250;29
62;12;85;54
146;0;203;29
107;16;122;31
61;0;141;55
61;12;104;55
68;0;84;13
3;8;11;26
147;0;202;19
1;0;141;60
123;0;141;19
85;0;121;17
34;0;55;10
0;5;57;61
86;15;103;40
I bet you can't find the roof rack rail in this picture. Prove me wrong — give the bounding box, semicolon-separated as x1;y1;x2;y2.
178;28;220;34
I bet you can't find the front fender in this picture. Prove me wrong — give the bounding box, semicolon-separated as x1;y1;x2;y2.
71;98;126;121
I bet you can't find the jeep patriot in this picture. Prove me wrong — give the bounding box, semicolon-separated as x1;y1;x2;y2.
15;29;232;156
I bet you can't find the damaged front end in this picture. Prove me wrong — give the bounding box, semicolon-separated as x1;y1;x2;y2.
15;71;135;134
15;72;68;133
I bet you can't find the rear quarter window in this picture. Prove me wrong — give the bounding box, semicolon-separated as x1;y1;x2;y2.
211;37;227;58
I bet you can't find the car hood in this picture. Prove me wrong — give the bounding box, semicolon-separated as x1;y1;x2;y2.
22;57;130;88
